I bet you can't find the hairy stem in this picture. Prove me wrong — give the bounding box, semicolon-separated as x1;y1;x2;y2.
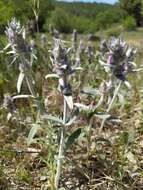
55;99;67;189
20;55;42;121
99;80;122;133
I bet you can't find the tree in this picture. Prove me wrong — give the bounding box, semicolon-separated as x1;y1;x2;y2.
119;0;143;26
50;8;72;33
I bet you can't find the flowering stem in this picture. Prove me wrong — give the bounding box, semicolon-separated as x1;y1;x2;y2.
25;74;42;122
55;98;67;189
20;56;42;121
99;80;122;133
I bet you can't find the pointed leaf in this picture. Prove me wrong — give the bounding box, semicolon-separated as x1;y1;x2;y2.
7;112;12;121
17;72;25;93
65;115;77;126
74;103;90;111
95;95;104;109
65;128;82;151
124;80;132;89
81;87;101;96
45;74;59;79
13;95;34;100
94;112;110;119
107;118;122;124
41;114;63;124
64;95;73;110
27;124;40;146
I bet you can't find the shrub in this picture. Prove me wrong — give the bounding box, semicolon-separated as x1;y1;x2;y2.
123;16;136;31
49;8;72;33
106;25;123;37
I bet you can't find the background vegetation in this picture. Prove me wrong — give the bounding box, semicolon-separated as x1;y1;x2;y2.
1;0;143;190
0;0;143;34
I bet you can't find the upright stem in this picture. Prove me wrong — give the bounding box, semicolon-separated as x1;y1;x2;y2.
55;99;67;189
99;80;122;133
25;74;42;122
36;16;39;33
20;55;42;121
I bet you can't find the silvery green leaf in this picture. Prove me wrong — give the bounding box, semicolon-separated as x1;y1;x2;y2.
17;72;25;93
65;128;82;151
10;56;17;65
126;47;132;57
7;112;12;121
118;93;125;104
26;77;35;96
82;87;101;96
107;118;122;124
64;95;73;110
130;62;137;67
27;124;40;146
124;80;132;89
67;47;72;54
13;95;34;99
32;53;37;60
99;60;108;66
3;43;11;51
74;66;83;70
95;95;104;109
65;115;77;126
59;78;64;87
94;112;110;119
6;50;16;54
132;68;142;72
41;114;63;125
45;74;59;79
61;65;68;70
74;103;90;111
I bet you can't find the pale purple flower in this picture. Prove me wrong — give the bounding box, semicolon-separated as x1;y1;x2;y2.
99;37;137;82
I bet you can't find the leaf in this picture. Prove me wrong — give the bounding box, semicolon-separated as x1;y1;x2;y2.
27;124;40;146
94;112;110;119
17;72;25;93
74;103;90;111
107;117;122;124
3;43;11;51
65;115;77;126
95;95;104;109
64;95;73;110
65;128;82;151
124;80;132;89
45;74;59;79
41;114;63;125
13;95;34;100
74;66;83;71
6;50;15;54
81;87;101;96
126;151;137;164
7;112;12;121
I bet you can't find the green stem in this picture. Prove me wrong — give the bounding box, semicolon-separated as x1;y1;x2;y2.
55;99;67;189
20;55;42;121
99;80;122;133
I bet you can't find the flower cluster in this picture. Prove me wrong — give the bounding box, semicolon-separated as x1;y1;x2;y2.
51;39;72;96
5;18;29;55
85;41;94;63
99;37;137;82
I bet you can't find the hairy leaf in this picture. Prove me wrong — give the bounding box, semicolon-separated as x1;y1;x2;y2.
17;72;25;93
65;128;82;150
27;124;40;146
